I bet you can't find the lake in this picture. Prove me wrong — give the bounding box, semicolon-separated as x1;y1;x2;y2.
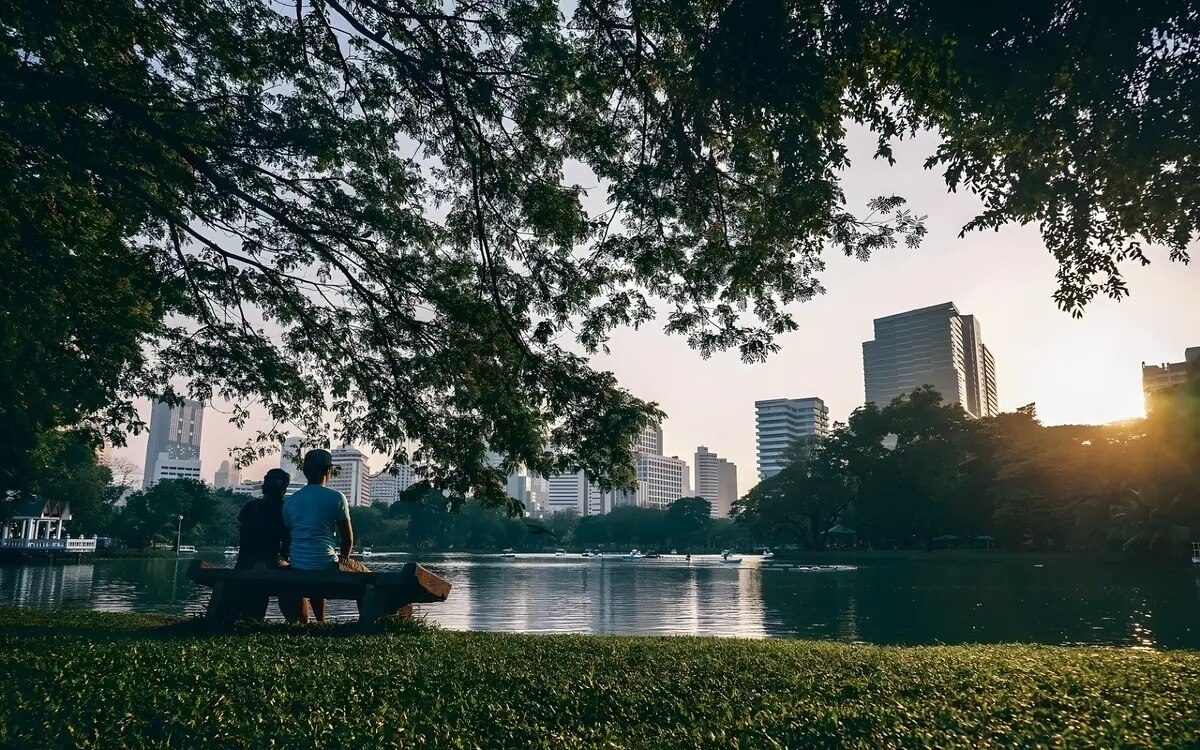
3;552;1199;648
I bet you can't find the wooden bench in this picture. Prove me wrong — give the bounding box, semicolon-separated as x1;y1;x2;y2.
187;559;452;631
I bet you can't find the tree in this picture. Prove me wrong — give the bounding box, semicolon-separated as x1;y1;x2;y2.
115;479;220;549
663;497;712;549
733;435;856;550
4;1;1196;503
0;430;116;537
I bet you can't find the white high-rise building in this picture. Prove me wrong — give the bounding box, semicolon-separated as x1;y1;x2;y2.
280;436;303;478
635;453;688;510
862;302;998;419
547;472;608;516
368;465;416;505
694;446;738;518
143;399;204;488
329;446;371;507
755;397;828;481
527;475;549;515
625;421;688;510
634;423;663;455
213;460;241;490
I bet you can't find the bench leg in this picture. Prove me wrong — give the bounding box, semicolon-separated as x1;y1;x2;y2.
206;582;229;630
357;585;381;632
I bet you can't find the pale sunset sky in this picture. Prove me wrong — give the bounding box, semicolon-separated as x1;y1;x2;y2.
110;126;1200;490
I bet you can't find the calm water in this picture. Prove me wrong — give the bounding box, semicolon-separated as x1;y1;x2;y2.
3;553;1199;648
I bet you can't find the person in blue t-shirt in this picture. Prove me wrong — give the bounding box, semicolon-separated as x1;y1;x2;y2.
283;449;354;622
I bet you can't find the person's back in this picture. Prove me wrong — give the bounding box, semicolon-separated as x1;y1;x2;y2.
235;497;287;569
283;483;349;571
282;449;355;623
230;468;292;623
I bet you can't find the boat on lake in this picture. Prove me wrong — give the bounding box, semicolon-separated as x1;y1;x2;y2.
761;550;774;560
623;549;645;560
223;547;238;557
361;547;374;558
501;548;516;558
554;549;566;557
177;545;197;555
719;549;743;564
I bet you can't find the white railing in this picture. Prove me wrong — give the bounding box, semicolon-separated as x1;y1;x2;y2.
0;537;97;553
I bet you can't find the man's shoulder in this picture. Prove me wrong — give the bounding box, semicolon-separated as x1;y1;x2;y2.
286;484;345;505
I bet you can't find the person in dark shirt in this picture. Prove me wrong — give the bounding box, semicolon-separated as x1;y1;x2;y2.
232;468;292;621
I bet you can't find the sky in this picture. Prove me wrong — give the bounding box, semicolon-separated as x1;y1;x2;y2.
109;126;1200;492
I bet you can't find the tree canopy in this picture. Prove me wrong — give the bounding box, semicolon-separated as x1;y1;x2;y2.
3;0;1196;501
733;382;1200;563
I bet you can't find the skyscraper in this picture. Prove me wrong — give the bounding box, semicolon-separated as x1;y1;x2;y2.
755;397;828;481
547;472;608;516
213;460;241;490
694;446;738;518
631;421;687;510
862;302;998;418
143;399;204;488
280;436;303;477
368;465;416;505
329;446;371;507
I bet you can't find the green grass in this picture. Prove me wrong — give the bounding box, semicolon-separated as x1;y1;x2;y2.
1;608;1198;749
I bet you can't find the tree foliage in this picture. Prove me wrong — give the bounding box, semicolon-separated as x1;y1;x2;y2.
3;0;1196;502
735;382;1200;562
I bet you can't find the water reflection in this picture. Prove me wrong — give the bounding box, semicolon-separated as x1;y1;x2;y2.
2;554;1199;648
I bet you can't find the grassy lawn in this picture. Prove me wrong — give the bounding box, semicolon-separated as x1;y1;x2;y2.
1;608;1198;749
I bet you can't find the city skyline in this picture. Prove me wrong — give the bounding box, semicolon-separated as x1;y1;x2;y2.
106;130;1200;495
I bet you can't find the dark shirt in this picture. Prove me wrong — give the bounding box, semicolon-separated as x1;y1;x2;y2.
236;497;288;569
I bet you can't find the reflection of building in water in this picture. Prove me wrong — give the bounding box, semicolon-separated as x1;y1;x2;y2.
1;563;95;608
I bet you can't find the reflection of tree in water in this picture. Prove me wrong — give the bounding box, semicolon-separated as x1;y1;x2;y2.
759;560;1200;647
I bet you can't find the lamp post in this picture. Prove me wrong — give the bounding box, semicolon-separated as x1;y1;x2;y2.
175;515;183;553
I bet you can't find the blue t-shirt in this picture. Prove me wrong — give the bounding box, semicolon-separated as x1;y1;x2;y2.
283;484;350;570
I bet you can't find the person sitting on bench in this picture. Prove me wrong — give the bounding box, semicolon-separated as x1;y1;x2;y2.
232;468;298;621
283;449;363;622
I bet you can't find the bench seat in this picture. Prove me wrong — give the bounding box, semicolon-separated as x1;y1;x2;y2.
187;559;451;630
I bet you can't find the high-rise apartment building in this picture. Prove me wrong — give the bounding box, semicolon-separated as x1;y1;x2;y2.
329;446;371;507
694;446;738;518
547;472;609;516
213;460;241;490
369;465;416;505
280;436;303;478
718;460;738;516
862;302;998;419
630;421;687;510
636;453;688;510
1142;346;1200;411
143;399;204;488
755;397;828;481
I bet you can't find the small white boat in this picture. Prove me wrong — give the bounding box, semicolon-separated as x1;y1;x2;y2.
761;550;775;560
501;548;516;558
623;549;645;560
223;547;238;557
554;549;566;557
361;547;374;558
177;545;197;555
719;549;743;564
